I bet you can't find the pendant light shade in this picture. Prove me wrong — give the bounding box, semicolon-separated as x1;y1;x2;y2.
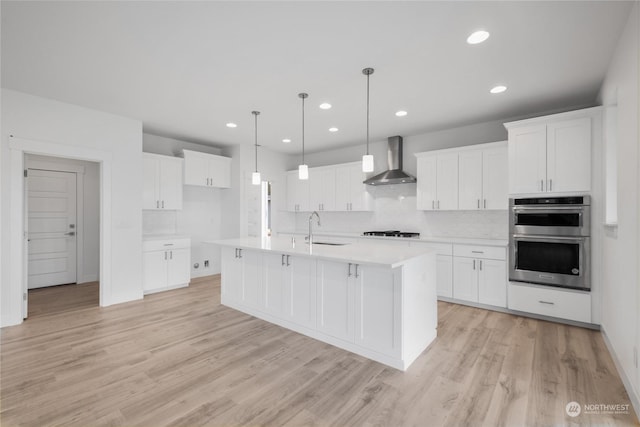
252;111;261;186
298;92;309;180
362;67;375;173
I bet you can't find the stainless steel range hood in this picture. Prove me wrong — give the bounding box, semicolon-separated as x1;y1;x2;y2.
363;136;417;185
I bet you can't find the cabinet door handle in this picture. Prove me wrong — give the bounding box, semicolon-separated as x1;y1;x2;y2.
162;200;165;208
432;200;434;210
473;259;476;270
165;251;167;260
238;249;242;259
540;179;544;191
282;254;286;266
170;251;173;260
437;200;440;209
235;248;238;258
348;263;352;277
484;199;487;209
477;199;480;209
479;260;482;271
354;264;359;278
539;300;555;305
156;200;160;209
549;179;553;191
471;250;484;254
286;255;290;266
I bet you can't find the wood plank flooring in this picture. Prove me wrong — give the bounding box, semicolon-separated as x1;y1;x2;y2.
1;275;638;426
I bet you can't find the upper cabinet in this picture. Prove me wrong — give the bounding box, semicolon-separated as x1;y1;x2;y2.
182;149;231;188
505;108;599;195
416;141;507;211
286;162;372;213
142;153;183;210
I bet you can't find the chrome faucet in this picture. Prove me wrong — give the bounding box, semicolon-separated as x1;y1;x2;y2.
307;211;321;245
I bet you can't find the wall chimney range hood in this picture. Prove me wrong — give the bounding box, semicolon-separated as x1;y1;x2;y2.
363;136;417;185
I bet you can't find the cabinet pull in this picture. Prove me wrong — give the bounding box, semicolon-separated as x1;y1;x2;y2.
162;200;165;208
539;300;555;305
163;243;174;246
471;250;484;254
540;179;544;191
477;199;480;209
355;264;359;278
286;255;290;266
484;199;487;209
170;251;173;260
479;260;483;271
164;251;167;260
437;200;440;209
432;200;435;210
238;249;242;258
348;263;352;277
549;179;553;191
282;254;286;266
156;200;160;209
235;248;238;258
473;260;476;270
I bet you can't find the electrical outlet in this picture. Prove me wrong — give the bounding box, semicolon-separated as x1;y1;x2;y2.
204;260;209;268
193;263;200;269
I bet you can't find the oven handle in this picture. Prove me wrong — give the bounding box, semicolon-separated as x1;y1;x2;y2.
512;206;587;212
512;234;587;243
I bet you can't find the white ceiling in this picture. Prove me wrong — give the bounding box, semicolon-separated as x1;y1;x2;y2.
1;1;632;154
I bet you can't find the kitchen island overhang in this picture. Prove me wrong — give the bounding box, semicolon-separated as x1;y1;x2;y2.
207;237;437;371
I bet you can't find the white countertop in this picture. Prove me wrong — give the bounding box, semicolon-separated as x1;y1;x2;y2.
206;237;435;268
277;231;508;247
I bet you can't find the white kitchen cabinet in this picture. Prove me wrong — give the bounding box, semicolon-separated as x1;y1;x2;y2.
286;170;310;212
221;246;261;308
142;153;183;210
221;247;242;303
142;237;191;294
458;150;483;210
182;149;231;188
354;265;400;357
436;255;454;298
506;110;595;195
508;282;591;323
309;167;336;212
482;145;509;209
262;252;316;328
416;153;458;210
335;162;373;212
316;260;355;342
452;245;507;307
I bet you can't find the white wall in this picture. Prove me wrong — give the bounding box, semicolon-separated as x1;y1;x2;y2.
1;89;143;326
289;120;510;238
25;154;100;283
143;133;225;277
597;2;640;414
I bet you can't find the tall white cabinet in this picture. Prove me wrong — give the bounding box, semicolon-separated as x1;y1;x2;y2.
505;109;596;195
142;153;183;210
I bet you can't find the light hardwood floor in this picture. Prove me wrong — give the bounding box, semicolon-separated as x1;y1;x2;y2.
1;275;638;426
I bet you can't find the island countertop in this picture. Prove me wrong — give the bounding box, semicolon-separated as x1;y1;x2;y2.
206;237;435;269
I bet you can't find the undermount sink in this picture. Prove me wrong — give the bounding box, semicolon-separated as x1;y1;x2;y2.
309;241;350;246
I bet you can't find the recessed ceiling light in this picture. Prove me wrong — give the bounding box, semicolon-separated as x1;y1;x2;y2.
226;122;237;128
329;127;339;132
395;110;408;117
319;103;332;110
467;30;490;45
490;85;507;94
282;138;291;143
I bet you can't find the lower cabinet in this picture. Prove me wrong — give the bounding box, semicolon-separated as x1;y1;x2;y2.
143;238;191;294
436;255;454;298
317;260;355;342
451;245;507;308
508;282;591;323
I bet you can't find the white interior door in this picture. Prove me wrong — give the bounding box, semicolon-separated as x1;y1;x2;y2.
27;169;77;289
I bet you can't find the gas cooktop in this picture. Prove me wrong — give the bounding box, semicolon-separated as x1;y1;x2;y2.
362;230;420;238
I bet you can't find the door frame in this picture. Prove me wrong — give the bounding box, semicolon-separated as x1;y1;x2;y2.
9;135;113;320
26;160;88;286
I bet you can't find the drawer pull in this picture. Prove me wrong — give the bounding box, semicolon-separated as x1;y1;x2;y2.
163;243;174;246
471;250;484;254
539;300;555;305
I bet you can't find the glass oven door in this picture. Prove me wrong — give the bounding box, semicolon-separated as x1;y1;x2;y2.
510;235;590;290
511;207;589;236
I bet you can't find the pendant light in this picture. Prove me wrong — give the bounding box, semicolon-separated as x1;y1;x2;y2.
362;67;375;173
251;111;261;185
298;92;309;180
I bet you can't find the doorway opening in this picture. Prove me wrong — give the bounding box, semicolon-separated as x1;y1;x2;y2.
24;154;101;318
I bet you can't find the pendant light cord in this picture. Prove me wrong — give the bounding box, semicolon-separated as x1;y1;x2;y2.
252;111;260;173
302;95;305;165
366;72;370;156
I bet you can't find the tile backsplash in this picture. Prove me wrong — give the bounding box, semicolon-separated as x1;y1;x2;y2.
289;184;508;239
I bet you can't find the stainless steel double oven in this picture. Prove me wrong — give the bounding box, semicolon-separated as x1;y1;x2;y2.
509;196;590;290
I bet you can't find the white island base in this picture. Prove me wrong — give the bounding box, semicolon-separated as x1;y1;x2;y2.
214;238;437;371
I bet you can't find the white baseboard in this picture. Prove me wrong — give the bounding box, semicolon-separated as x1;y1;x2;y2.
601;326;640;420
77;274;98;284
191;268;221;279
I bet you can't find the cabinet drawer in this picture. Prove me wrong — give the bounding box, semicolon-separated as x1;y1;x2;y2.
410;241;453;256
143;238;191;252
507;282;591;323
453;244;506;260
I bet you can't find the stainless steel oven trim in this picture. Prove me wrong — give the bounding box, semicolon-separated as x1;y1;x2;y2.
509;235;590;290
510;207;590;237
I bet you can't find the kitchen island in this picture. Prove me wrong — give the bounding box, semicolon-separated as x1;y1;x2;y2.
208;237;437;370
